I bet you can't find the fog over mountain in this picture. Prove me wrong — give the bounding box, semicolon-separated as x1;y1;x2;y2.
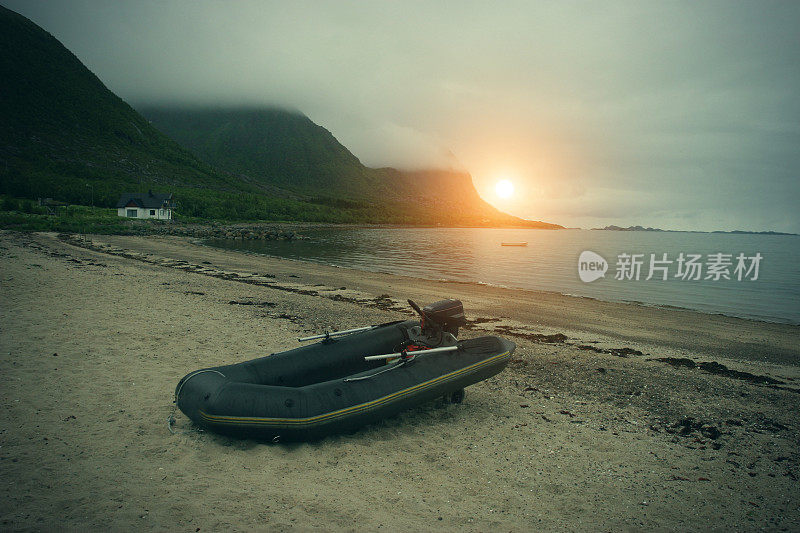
4;0;799;232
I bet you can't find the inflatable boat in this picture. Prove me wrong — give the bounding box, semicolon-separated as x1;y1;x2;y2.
174;299;515;442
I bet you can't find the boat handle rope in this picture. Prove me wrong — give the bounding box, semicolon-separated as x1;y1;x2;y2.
168;369;226;434
343;359;407;382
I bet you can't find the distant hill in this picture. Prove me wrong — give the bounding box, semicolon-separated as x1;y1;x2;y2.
592;225;665;232
0;5;560;227
592;225;796;235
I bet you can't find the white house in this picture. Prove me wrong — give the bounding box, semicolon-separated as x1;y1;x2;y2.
116;191;174;220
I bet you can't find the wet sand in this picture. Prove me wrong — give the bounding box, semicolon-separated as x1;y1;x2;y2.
1;231;798;531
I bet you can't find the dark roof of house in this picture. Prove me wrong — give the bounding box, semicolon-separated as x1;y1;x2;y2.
116;191;173;209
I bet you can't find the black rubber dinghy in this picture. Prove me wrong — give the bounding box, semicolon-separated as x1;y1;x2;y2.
175;309;515;442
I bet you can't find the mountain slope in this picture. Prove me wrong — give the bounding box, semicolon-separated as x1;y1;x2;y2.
140;107;375;199
0;5;254;207
0;5;560;227
141;106;562;227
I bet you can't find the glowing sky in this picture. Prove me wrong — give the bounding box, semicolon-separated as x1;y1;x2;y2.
4;1;799;231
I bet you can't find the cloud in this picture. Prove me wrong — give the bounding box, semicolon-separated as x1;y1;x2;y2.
4;0;799;231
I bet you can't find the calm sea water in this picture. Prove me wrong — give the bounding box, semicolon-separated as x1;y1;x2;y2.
206;228;800;325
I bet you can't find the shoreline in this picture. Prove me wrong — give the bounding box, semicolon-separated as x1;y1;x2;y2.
201;237;800;328
118;233;798;365
1;230;798;530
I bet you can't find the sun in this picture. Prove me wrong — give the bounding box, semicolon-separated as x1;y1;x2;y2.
495;179;514;199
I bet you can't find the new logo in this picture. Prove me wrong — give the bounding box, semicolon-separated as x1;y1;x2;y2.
578;251;608;282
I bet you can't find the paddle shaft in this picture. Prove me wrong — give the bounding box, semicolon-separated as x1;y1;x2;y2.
365;345;458;361
298;326;375;342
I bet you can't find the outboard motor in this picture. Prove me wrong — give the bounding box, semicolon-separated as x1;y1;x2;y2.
405;299;469;404
408;299;467;337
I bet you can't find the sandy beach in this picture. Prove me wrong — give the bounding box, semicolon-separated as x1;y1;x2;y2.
1;230;798;531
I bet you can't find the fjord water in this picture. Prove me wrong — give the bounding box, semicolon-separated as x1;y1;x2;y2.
207;228;800;325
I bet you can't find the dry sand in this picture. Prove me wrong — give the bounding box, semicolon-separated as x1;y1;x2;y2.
0;230;798;531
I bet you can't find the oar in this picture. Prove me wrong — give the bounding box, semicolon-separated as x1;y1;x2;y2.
298;325;376;342
364;337;500;361
364;345;458;361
